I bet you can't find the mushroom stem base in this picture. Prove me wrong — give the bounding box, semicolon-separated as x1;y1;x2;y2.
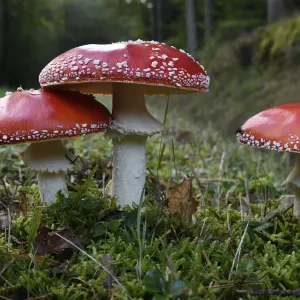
38;172;67;204
23;140;74;205
112;135;147;207
282;154;300;216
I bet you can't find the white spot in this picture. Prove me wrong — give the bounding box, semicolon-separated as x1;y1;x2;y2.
84;58;92;64
151;61;158;68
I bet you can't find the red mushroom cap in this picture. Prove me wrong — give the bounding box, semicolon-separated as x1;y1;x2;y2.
39;40;210;95
237;103;300;152
0;89;111;145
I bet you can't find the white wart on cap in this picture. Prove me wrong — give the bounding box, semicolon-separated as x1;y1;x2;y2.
39;40;210;95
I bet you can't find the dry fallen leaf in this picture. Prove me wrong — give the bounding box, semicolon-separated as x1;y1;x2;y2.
105;179;113;197
35;225;83;255
19;191;28;214
167;177;198;224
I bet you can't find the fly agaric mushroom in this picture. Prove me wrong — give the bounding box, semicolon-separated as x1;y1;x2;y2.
0;88;111;204
236;103;300;216
39;40;210;206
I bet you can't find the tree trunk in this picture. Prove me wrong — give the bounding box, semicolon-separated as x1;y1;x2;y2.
267;0;285;23
151;0;162;41
204;0;212;40
185;0;197;55
0;0;10;85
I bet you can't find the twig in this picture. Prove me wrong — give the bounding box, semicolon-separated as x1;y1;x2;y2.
53;232;126;293
0;177;11;197
239;194;243;221
199;178;239;183
0;200;11;252
227;211;231;231
209;281;262;289
0;273;14;287
237;289;300;296
102;172;106;198
7;207;11;252
244;178;250;205
228;221;249;280
199;218;207;239
25;293;53;300
217;151;226;211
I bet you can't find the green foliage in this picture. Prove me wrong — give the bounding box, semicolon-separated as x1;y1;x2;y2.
27;203;43;253
259;16;300;63
0;121;299;298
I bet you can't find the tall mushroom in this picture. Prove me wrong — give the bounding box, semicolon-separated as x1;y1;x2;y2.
0;88;111;204
38;40;210;206
236;103;300;216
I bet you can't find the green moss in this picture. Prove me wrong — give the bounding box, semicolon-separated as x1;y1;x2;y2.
0;121;297;299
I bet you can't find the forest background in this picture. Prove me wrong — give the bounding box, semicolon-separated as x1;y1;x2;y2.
0;0;298;133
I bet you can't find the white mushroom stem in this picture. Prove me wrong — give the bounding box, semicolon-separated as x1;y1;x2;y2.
37;172;67;203
23;140;75;204
110;83;163;207
282;154;300;216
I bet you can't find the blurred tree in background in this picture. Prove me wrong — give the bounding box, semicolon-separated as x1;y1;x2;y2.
0;0;300;88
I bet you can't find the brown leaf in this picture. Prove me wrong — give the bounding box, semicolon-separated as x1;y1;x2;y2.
35;225;83;255
105;179;113;197
167;177;198;224
19;191;28;214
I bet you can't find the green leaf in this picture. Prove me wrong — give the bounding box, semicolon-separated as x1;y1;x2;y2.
27;206;43;253
108;220;120;232
237;258;254;272
142;269;165;293
93;223;107;237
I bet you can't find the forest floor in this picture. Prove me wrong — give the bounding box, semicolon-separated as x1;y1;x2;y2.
1;16;300;300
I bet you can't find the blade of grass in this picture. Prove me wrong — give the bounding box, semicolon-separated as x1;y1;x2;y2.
157;98;169;176
136;186;146;280
27;205;43;253
171;139;177;178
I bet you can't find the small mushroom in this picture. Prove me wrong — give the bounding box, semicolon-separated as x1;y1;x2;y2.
0;88;111;204
236;103;300;216
39;40;210;206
